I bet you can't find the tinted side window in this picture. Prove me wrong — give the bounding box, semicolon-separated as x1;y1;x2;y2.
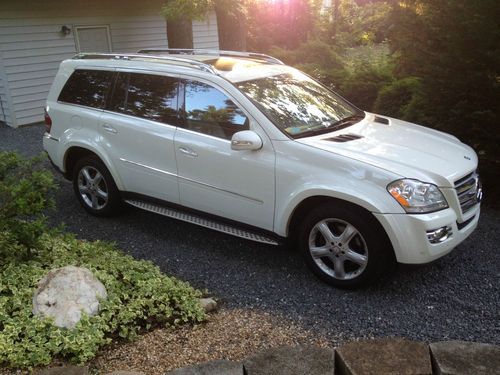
58;69;113;109
109;72;178;125
183;81;249;140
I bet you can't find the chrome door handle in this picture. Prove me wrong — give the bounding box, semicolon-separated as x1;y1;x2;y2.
179;146;198;157
102;124;117;134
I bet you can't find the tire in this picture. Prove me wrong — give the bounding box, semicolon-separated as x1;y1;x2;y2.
298;202;396;289
72;155;122;216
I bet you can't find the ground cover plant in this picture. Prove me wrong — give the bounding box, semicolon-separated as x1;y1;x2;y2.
0;151;206;368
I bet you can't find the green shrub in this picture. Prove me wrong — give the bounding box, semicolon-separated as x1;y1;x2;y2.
338;65;393;111
0;152;205;368
0;152;55;255
0;232;206;368
373;77;422;119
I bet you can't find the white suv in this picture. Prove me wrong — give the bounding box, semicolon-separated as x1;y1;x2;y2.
43;49;482;288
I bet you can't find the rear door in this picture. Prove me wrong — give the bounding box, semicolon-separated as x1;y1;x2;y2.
99;71;180;203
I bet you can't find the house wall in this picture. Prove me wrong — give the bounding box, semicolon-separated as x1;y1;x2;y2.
192;12;219;49
0;0;219;127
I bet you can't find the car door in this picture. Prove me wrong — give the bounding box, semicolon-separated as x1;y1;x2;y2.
99;71;180;203
174;78;275;231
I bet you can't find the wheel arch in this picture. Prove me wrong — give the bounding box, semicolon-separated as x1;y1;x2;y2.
63;144;124;190
283;192;395;254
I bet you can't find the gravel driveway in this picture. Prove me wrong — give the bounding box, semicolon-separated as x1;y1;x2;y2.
1;123;499;345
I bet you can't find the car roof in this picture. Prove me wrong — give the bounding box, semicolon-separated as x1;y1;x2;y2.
68;50;291;83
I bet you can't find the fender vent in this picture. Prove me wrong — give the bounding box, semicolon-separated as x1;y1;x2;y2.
374;116;390;125
325;134;364;143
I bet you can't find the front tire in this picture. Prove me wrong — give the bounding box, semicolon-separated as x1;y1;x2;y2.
72;156;122;216
299;202;395;288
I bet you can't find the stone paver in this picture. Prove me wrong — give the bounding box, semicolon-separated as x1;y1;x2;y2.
166;359;243;375
34;365;89;375
430;340;500;375
335;338;432;375
243;345;335;375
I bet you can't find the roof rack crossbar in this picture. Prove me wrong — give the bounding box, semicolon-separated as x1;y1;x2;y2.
137;48;285;65
72;53;219;75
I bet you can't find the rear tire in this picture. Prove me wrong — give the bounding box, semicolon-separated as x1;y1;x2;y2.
299;202;396;289
72;155;122;216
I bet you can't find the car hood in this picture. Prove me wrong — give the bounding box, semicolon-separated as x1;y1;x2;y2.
296;113;478;187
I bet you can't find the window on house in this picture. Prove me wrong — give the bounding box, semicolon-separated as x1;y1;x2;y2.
58;69;113;109
109;72;179;125
182;81;249;140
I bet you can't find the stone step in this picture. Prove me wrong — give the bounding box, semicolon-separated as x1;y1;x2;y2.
335;338;432;375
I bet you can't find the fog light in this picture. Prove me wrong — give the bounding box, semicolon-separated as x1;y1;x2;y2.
427;226;452;244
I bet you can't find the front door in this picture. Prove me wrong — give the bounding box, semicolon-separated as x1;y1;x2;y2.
174;79;275;231
75;26;111;53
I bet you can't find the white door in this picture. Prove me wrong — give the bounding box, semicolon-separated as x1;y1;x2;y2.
99;71;180;204
75;26;111;53
174;79;275;230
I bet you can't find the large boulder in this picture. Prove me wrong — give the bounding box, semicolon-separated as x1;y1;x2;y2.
33;266;107;329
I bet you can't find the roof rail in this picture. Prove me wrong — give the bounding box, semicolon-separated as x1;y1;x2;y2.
72;53;219;75
137;48;285;65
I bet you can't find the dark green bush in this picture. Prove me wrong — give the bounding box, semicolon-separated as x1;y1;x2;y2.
338;65;393;111
0;152;55;255
373;77;422;119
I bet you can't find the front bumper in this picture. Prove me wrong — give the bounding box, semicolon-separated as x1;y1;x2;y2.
374;204;480;264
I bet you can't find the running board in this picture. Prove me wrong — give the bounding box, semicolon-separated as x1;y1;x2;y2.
125;199;279;246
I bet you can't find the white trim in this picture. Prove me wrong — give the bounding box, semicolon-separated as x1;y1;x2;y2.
0;52;17;127
73;25;112;53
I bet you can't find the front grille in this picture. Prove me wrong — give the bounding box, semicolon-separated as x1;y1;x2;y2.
454;171;481;214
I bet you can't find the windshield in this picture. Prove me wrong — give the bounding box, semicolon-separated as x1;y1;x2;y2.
237;69;364;138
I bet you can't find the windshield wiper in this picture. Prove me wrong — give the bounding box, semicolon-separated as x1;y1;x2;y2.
294;114;365;139
329;114;365;129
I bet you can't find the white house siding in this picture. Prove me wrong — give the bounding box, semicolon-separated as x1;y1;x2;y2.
192;12;219;49
0;1;219;127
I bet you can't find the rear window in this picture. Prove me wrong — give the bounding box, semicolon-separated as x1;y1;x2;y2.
109;72;179;125
58;69;113;109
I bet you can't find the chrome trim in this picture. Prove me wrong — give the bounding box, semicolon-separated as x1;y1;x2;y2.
125;199;278;245
43;133;59;142
454;171;481;214
119;158;263;204
73;53;219;75
427;226;453;244
175;126;231;143
119;158;176;177
137;48;285;65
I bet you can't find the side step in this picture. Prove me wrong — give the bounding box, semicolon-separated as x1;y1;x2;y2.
125;199;279;246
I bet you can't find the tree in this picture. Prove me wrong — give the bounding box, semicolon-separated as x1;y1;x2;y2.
161;0;247;50
388;0;500;188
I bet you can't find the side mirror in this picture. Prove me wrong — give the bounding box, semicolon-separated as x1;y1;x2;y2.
231;130;263;151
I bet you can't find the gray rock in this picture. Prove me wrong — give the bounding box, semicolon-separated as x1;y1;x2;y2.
243;345;334;375
335;338;432;375
430;340;500;375
32;266;107;329
166;359;243;375
199;298;217;313
34;365;88;375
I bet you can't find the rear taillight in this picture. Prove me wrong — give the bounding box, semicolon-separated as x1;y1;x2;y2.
44;107;52;133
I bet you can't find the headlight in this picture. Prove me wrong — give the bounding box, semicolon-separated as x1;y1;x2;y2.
387;179;448;213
